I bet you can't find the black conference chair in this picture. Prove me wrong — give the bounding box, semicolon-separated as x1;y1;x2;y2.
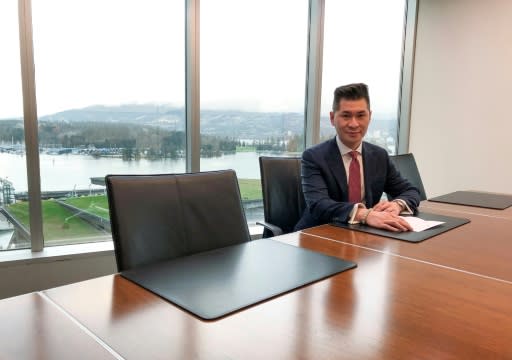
389;153;427;201
258;156;306;238
106;170;251;272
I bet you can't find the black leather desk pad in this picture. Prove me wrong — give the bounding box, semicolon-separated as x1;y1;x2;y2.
331;212;470;243
428;191;512;209
121;239;356;320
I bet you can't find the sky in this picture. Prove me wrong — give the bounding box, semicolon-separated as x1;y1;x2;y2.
1;0;405;119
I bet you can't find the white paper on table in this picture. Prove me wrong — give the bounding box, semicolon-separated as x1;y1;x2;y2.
399;216;445;232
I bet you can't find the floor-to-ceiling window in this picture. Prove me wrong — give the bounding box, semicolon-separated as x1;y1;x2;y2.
2;0;412;251
200;0;309;225
0;1;31;251
30;0;185;247
320;0;406;154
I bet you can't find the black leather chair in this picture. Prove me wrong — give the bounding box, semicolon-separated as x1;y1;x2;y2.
258;156;306;238
389;153;427;200
106;170;251;271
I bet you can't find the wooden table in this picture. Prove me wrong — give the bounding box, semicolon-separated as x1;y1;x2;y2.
420;199;512;220
302;200;512;282
36;229;512;359
0;292;116;360
3;199;512;359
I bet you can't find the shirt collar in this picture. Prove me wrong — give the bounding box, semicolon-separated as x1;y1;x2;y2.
335;135;363;156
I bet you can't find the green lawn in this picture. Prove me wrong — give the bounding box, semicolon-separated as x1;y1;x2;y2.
64;195;110;219
238;178;262;200
6;200;105;240
236;146;257;152
5;178;262;242
5;202;29;225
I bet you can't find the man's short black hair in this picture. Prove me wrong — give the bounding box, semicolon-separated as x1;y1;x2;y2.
332;83;370;112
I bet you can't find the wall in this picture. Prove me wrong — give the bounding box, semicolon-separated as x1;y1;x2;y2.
0;252;116;299
410;0;512;197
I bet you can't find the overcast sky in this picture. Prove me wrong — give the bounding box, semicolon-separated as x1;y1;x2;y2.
1;0;405;119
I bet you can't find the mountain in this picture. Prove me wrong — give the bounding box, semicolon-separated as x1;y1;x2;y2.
38;104;396;139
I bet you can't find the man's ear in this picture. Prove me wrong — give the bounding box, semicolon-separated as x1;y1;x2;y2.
329;111;335;126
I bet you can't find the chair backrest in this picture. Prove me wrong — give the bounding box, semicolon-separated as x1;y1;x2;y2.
106;170;251;271
259;156;306;237
389;153;427;200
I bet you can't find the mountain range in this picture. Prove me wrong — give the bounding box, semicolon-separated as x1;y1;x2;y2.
31;103;396;140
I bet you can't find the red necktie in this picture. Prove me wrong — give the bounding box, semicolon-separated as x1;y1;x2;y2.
348;151;361;203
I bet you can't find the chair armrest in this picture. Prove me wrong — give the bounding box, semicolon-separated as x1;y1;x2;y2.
256;221;284;237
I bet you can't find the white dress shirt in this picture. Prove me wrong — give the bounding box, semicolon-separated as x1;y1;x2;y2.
334;136;411;224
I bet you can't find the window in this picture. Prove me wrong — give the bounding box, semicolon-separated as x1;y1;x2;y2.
31;0;185;246
320;0;406;154
0;1;30;251
4;0;413;252
200;0;309;225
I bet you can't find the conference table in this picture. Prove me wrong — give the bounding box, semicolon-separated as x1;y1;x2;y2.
421;198;512;221
2;200;512;359
304;200;512;282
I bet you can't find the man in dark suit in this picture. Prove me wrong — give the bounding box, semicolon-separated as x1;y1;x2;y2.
295;83;420;232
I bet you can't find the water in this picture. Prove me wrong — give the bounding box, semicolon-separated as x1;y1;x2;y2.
0;151;288;192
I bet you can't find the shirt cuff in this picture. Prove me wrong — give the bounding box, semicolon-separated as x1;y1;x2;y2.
348;203;366;224
392;199;412;214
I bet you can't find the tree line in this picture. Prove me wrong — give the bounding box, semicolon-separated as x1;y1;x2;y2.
1;120;303;159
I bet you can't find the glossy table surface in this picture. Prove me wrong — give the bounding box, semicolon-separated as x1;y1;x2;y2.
4;200;512;359
0;292;116;360
420;198;512;220
40;229;512;359
302;200;512;282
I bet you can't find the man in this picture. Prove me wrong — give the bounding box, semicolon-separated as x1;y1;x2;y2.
295;83;420;232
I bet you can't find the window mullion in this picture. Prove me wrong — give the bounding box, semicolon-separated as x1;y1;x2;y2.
397;0;418;154
304;0;325;148
186;0;200;172
18;0;44;251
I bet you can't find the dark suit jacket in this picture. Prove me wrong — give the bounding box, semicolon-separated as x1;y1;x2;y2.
294;138;421;230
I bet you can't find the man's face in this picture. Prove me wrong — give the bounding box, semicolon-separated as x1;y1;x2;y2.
330;98;371;149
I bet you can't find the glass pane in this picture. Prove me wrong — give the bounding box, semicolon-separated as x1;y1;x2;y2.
0;2;31;251
201;0;308;225
31;0;185;247
321;0;406;154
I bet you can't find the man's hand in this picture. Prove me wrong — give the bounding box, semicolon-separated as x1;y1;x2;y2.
372;200;402;216
365;208;412;232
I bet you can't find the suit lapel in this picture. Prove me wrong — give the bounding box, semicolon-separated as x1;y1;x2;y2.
325;138;348;199
362;142;376;204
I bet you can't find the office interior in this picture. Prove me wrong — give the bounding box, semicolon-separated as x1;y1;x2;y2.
1;0;511;299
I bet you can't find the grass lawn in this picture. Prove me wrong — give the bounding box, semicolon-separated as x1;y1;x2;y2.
5;178;262;242
64;195;110;219
238;178;262;200
236;146;257;152
5;202;29;225
7;200;105;240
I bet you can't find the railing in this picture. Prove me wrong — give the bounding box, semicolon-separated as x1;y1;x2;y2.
56;200;111;232
0;207;30;248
